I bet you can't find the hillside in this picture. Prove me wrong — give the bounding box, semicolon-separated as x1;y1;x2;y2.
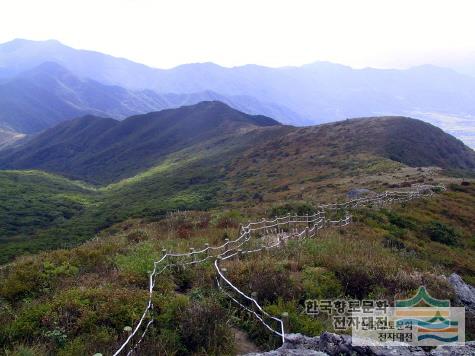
0;182;474;355
0;128;25;149
281;116;475;170
0;105;474;264
0;101;474;354
0;171;97;259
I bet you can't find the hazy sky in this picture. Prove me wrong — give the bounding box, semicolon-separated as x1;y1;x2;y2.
1;0;474;69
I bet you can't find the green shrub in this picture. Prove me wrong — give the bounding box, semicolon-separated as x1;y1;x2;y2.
425;221;459;246
265;300;327;337
301;267;342;300
269;203;315;218
382;236;406;250
178;297;233;354
126;230;149;243
228;257;297;303
387;212;416;229
5;344;47;356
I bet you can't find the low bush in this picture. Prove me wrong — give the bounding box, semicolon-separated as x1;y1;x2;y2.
425;221;459;246
301;267;342;300
268;203;315;218
227;257;297;303
178;296;233;354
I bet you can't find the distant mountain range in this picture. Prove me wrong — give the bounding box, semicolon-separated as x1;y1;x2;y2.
0;60;304;134
0;39;475;147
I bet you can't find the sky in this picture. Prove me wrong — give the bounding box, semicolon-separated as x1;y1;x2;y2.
1;0;475;69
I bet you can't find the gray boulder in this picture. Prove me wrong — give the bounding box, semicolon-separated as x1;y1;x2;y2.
245;333;327;355
448;273;475;312
347;188;373;199
244;332;427;356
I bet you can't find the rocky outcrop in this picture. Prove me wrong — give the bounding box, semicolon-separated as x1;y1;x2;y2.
244;332;475;356
429;342;475;356
448;273;475;312
245;275;475;355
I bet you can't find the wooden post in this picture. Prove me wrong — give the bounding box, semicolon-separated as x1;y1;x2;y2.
190;247;196;262
220;267;227;285
251;291;258;305
281;312;289;333
237;249;243;261
204;243;210;256
161;248;167;257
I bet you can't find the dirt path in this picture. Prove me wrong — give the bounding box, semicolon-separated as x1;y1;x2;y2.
232;327;260;355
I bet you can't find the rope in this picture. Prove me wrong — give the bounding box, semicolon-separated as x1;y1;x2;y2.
113;184;445;355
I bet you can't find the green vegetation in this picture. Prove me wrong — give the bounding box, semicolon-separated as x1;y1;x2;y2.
0;105;474;353
1;106;475;264
1;184;473;354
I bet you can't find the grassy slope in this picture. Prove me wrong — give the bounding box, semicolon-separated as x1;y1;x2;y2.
0;183;473;355
0;171;99;260
1;116;475;263
0;127;284;263
0;116;474;353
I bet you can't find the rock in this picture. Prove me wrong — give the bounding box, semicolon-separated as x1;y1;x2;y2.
244;332;474;356
282;333;321;350
318;332;353;354
244;333;327;355
244;332;428;356
347;188;373;199
429;341;475;355
448;273;475;312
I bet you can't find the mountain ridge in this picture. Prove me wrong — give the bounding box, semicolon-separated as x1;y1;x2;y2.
0;101;281;183
0;103;474;186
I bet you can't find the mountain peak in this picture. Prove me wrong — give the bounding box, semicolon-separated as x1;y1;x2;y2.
20;61;69;75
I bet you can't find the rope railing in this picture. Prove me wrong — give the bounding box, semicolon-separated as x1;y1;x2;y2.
113;184;445;355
